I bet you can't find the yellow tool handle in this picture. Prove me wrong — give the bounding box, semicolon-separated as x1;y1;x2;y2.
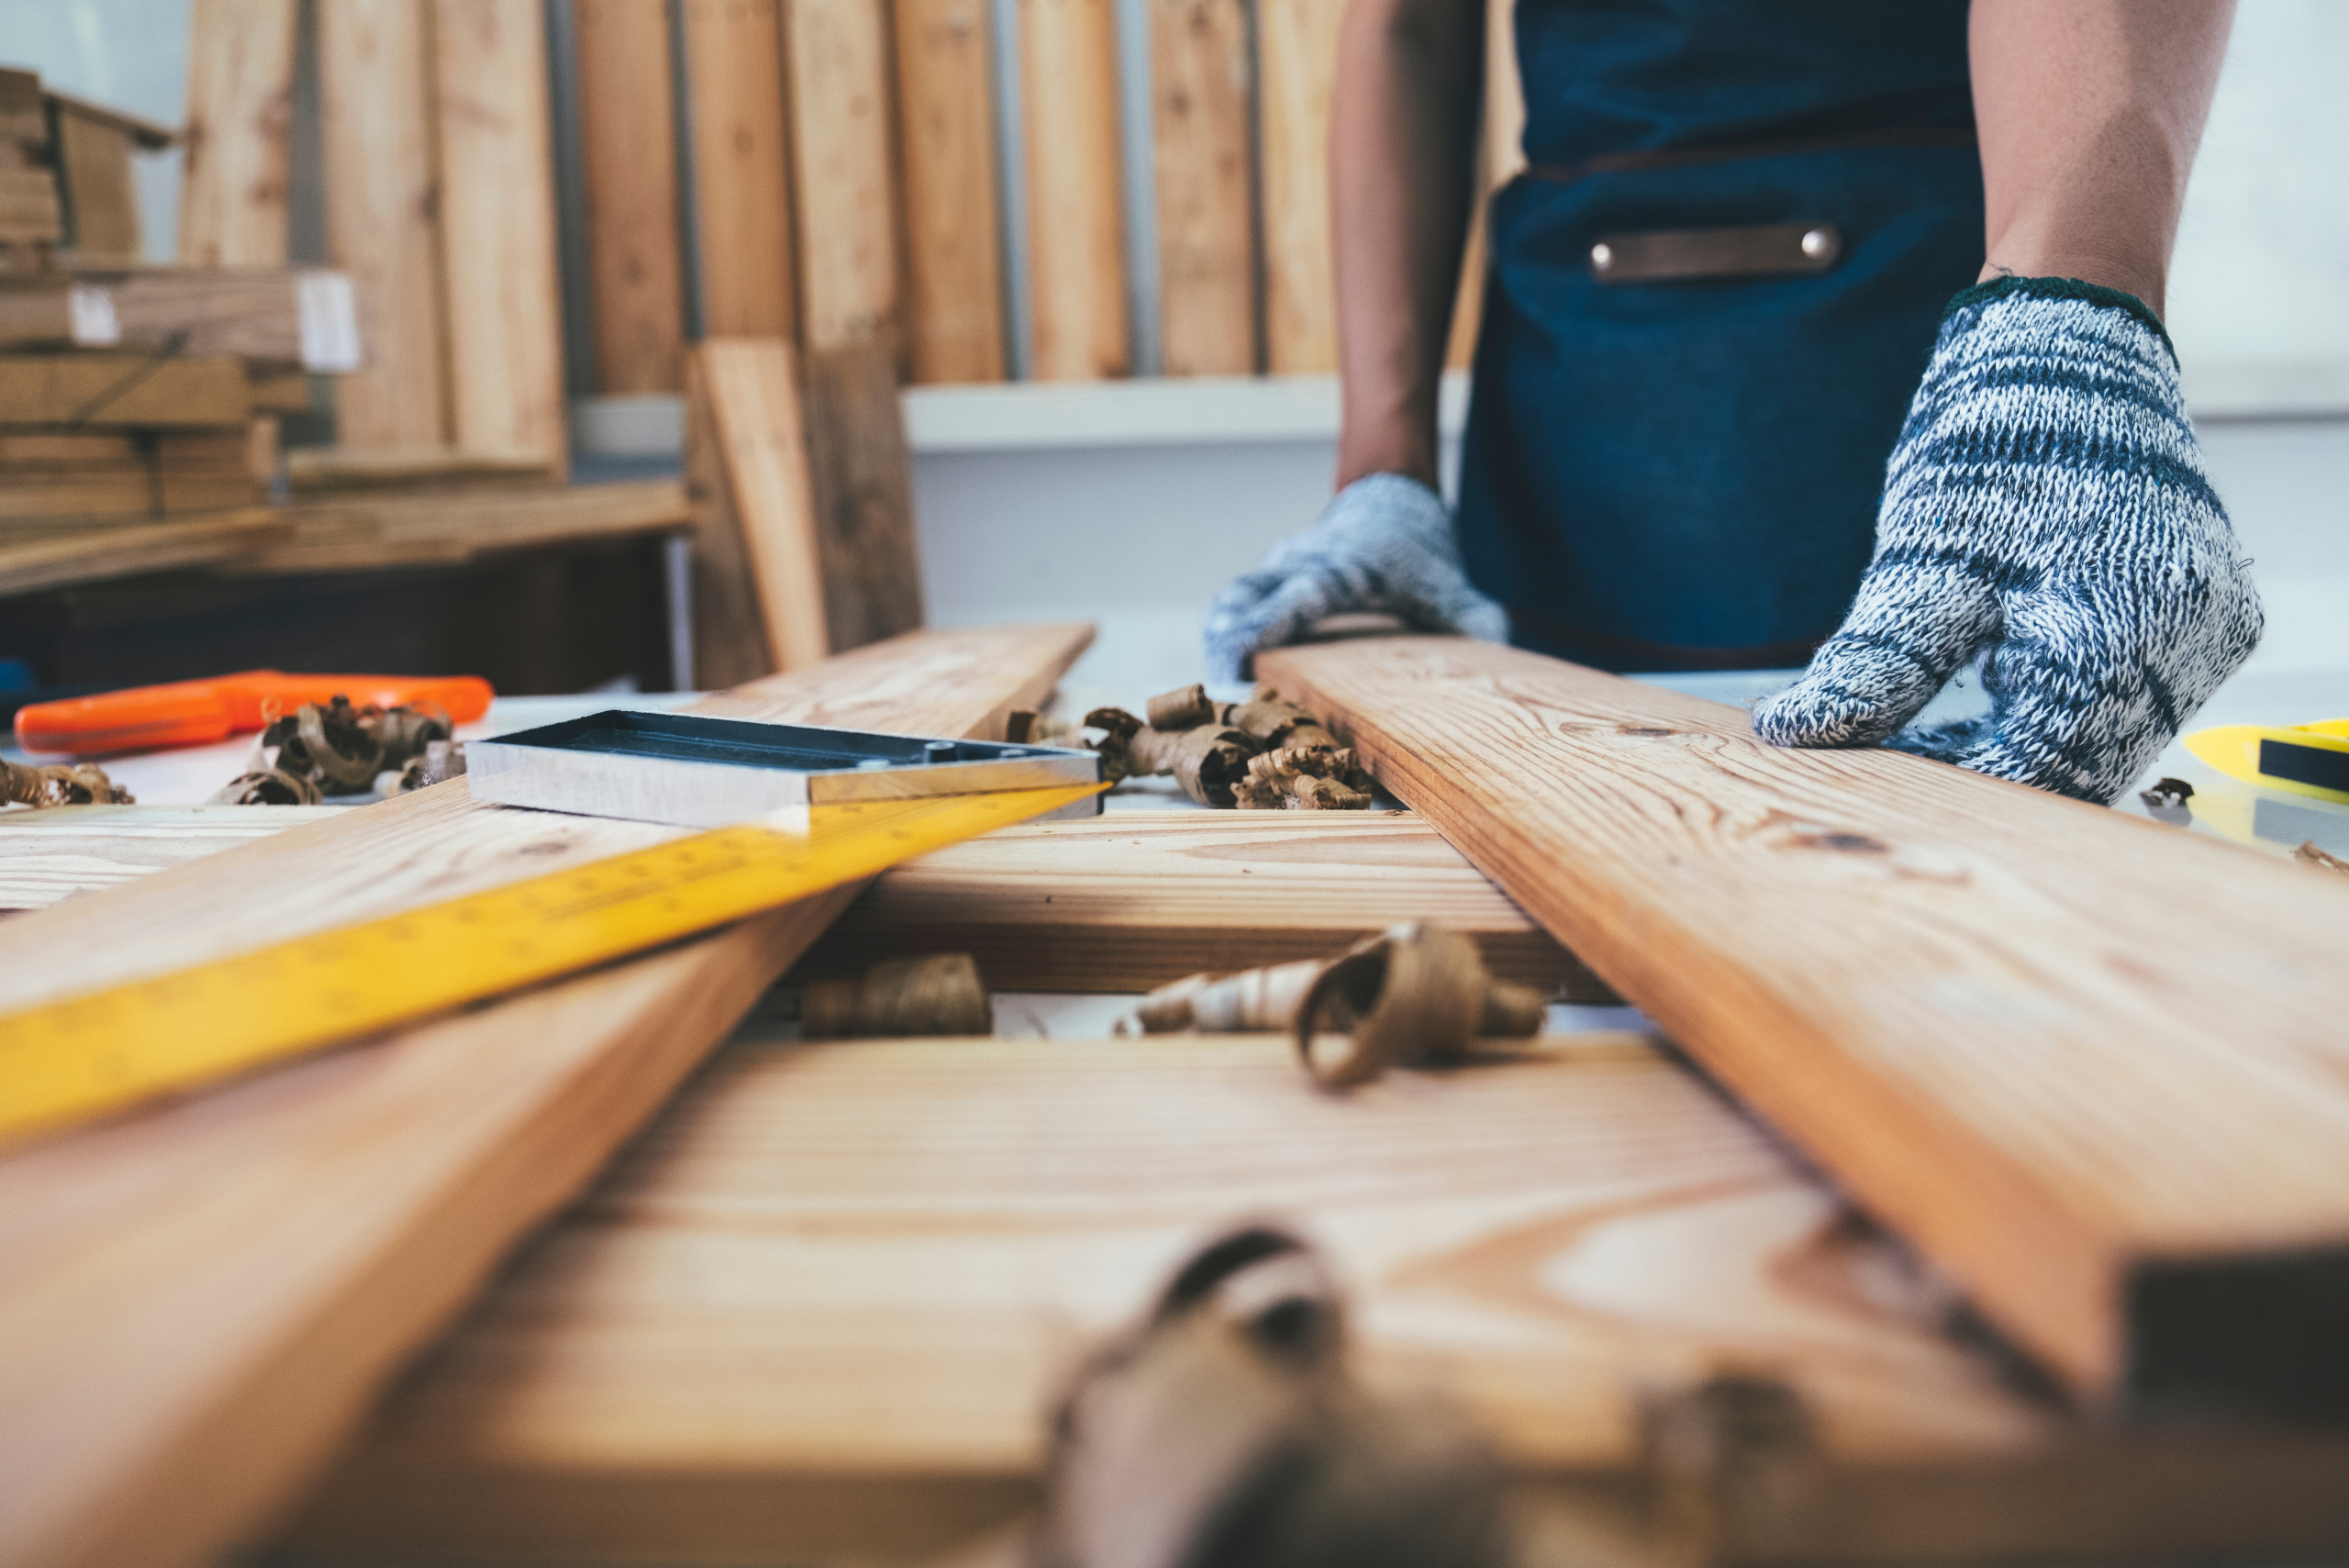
0;784;1102;1146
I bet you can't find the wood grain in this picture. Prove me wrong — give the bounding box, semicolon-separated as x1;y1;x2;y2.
52;109;140;258
894;0;1008;383
802;339;926;651
0;806;351;910
1151;0;1254;375
318;0;452;451
230;477;689;573
0;355;251;426
0;268;341;365
683;346;779;689
1259;637;2349;1414
0;622;1093;1568
687;338;830;671
574;0;686;394
679;0;798;342
1019;0;1129;380
0;168;63;245
785;0;902;355
434;0;570;472
281;1029;2349;1565
0;514;287;596
1257;0;1342;374
177;0;298;267
791;807;1605;996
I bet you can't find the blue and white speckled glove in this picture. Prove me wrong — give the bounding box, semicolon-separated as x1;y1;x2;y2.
1753;277;2263;804
1202;473;1509;683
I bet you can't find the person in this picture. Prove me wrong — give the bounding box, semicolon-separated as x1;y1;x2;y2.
1203;0;2262;806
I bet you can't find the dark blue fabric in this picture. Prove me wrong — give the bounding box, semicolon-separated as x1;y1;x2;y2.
1454;0;1982;671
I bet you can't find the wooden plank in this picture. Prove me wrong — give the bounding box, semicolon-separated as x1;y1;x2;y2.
1019;0;1129;379
801;339;926;651
1259;637;2349;1415
678;0;797;342
0;806;351;910
686;339;829;672
233;477;689;573
790;806;1604;996
433;0;570;473
52;109;142;258
893;0;1007;383
0;513;287;596
683;348;780;691
278;1028;2349;1566
284;445;555;496
39;91;177;151
0;622;1094;1568
0;168;63;244
317;0;452;451
574;0;685;394
0;473;156;522
1256;0;1342;375
783;0;903;356
1151;0;1253;374
0;354;251;426
0;268;351;365
177;0;298;267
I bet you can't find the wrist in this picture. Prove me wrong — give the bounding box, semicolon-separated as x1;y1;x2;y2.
1976;250;2165;320
1336;390;1441;493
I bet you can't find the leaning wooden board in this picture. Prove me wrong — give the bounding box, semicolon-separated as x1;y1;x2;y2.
1259;637;2349;1414
278;1029;2349;1565
0;623;1092;1568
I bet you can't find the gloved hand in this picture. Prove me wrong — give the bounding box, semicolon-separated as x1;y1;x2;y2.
1753;276;2262;804
1202;473;1509;684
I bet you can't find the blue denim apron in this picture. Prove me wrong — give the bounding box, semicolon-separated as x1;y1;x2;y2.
1455;0;1984;670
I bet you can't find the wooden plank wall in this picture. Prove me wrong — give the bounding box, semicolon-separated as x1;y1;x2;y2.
179;0;300;268
573;0;687;395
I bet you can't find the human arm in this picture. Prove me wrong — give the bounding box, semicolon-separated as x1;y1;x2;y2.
1753;1;2260;804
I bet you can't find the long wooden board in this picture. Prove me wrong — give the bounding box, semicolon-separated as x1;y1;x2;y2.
1151;0;1254;374
574;0;686;394
687;338;830;672
0;622;1093;1568
317;0;451;450
1258;637;2349;1414
678;0;798;343
1257;0;1343;375
0;514;290;596
1019;0;1129;380
277;1028;2349;1565
0;354;251;427
177;0;298;268
434;0;570;472
790;807;1606;997
229;477;690;573
894;0;1008;383
0;806;351;910
785;0;902;356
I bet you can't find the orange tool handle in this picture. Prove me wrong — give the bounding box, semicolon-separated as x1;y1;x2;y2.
13;671;495;757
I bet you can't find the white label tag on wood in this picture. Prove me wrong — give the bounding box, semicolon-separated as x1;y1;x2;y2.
297;272;362;373
67;284;120;347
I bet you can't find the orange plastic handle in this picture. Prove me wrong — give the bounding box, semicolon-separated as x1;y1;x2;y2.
14;671;495;757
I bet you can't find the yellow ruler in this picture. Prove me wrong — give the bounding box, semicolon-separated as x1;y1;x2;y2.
0;783;1103;1145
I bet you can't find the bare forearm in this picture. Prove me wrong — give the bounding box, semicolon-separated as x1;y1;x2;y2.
1970;0;2233;317
1331;0;1482;490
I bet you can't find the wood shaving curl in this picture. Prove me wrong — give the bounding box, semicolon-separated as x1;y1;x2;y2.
1;757;134;807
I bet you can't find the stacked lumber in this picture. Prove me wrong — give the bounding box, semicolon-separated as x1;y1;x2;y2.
0;65;174;267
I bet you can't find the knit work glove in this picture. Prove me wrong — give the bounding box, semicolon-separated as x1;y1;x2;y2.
1203;473;1509;684
1753;277;2262;804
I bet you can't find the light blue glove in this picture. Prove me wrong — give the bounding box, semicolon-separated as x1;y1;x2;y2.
1753;277;2263;804
1202;473;1509;683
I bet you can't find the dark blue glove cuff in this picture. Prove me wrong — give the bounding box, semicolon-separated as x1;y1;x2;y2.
1943;274;2178;368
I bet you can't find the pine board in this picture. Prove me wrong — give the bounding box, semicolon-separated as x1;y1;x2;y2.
894;0;1007;383
789;807;1607;997
1019;0;1129;380
688;339;830;671
280;1029;2349;1566
177;0;298;267
1151;0;1254;374
785;0;902;355
228;478;689;573
1257;0;1343;374
574;0;686;395
801;339;928;651
318;0;451;451
0;267;340;365
0;806;351;910
1258;637;2349;1414
435;0;570;473
0;354;251;427
52;109;141;258
0;513;288;596
678;0;798;342
0;622;1094;1568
